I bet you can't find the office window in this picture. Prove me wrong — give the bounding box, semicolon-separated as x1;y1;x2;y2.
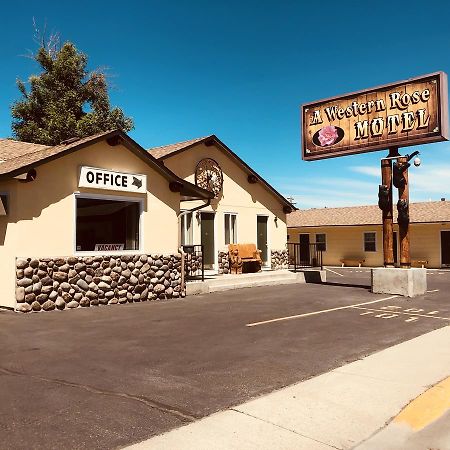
76;197;140;252
316;233;326;251
364;232;376;252
224;213;237;244
181;212;193;245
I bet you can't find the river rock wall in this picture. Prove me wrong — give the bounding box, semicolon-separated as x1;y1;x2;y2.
15;253;184;312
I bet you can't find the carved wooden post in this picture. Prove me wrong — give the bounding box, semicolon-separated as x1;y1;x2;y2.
381;158;394;267
397;156;411;268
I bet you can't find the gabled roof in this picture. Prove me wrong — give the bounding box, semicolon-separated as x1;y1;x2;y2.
287;201;450;228
148;135;296;211
0;130;213;201
150;136;211;159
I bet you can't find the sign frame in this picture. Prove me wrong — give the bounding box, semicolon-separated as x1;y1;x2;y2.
301;72;449;161
78;166;147;194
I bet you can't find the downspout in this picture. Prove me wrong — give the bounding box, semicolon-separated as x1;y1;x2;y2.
178;198;211;294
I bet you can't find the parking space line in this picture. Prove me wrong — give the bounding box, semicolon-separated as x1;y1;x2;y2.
405;317;419;323
352;307;450;321
427;289;439;293
325;268;344;277
246;296;399;327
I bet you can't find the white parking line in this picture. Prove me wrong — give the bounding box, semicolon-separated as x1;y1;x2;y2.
353;306;450;321
325;268;344;277
427;289;439;293
246;296;399;327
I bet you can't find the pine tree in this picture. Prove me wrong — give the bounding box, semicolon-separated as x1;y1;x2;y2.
11;40;134;145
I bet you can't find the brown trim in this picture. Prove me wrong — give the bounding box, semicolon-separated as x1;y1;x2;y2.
0;130;214;201
155;135;296;210
288;220;450;228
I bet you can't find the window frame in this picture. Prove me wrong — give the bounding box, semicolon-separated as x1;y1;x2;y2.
315;233;327;252
180;211;194;246
73;192;144;255
224;212;238;245
363;231;377;252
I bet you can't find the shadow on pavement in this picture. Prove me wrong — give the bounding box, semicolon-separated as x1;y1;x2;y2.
323;281;371;290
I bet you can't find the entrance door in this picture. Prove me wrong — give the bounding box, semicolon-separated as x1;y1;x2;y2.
300;234;310;265
257;216;268;264
201;213;215;268
393;232;398;265
441;231;450;266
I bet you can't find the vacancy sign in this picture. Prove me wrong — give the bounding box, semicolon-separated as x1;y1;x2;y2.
79;166;147;193
302;72;449;160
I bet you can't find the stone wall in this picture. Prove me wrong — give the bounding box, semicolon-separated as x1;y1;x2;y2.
15;254;184;313
271;249;288;270
184;251;203;278
218;250;230;274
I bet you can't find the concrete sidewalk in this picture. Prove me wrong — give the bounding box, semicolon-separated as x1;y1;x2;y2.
125;326;450;450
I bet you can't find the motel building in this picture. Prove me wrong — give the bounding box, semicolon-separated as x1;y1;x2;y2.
0;130;293;313
287;201;450;269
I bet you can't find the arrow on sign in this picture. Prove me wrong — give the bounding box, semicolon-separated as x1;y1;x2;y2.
132;177;143;189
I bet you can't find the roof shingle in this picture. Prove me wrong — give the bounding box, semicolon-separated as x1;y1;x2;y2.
287;201;450;227
148;136;212;159
0;131;113;175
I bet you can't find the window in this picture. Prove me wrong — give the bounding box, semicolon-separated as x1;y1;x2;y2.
76;197;140;252
224;213;237;244
364;232;376;252
180;212;193;245
316;233;326;251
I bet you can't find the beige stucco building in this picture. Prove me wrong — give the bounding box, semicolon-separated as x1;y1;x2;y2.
0;130;293;312
148;135;293;273
287;202;450;268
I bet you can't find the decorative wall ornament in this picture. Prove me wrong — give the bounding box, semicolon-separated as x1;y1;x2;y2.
195;158;223;197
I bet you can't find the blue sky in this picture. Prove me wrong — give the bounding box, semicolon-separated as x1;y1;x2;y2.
1;0;450;208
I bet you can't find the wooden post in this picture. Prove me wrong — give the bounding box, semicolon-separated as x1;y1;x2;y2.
397;156;411;268
381;158;394;267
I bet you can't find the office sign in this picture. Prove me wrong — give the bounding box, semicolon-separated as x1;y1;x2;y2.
79;166;147;193
302;72;448;160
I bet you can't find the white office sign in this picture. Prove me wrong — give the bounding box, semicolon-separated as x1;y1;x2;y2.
79;166;147;193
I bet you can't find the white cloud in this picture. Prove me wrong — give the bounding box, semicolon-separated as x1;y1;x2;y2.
349;166;380;177
275;161;450;209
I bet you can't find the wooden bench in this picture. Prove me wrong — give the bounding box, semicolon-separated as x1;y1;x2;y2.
411;259;428;268
228;243;262;274
340;258;365;267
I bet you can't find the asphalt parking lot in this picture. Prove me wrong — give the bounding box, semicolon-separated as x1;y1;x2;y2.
1;268;449;449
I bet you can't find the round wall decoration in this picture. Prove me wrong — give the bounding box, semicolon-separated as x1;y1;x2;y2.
195;158;223;197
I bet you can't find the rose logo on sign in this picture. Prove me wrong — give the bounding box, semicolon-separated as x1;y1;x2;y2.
312;125;345;147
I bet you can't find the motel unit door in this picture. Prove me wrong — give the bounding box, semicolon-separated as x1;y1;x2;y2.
201;212;215;269
299;234;310;265
441;230;450;267
257;216;268;265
